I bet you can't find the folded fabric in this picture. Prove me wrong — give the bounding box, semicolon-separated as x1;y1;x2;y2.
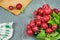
0;22;13;40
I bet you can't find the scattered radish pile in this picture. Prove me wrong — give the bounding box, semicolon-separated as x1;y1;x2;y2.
26;4;60;40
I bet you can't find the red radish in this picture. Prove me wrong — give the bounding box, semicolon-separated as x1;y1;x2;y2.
46;28;53;34
34;18;37;21
41;17;45;22
8;6;14;10
26;24;31;31
26;29;33;36
42;15;50;22
53;8;59;14
32;25;38;32
33;11;38;16
16;3;22;10
41;22;48;29
42;4;52;15
35;19;41;26
38;8;44;16
44;8;52;15
35;15;41;20
30;20;35;27
42;4;50;9
52;25;57;30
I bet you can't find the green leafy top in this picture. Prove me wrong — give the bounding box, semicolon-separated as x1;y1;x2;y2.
48;11;60;25
37;30;46;40
37;30;60;40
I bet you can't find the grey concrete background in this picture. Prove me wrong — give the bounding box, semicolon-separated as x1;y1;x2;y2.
0;0;60;40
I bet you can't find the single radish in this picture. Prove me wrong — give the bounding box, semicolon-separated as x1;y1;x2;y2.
33;11;38;16
30;20;35;27
41;22;48;29
53;8;59;14
42;4;50;9
26;24;31;31
42;4;52;15
37;8;44;16
41;17;45;22
35;15;41;20
16;3;22;10
26;29;33;36
44;8;52;15
32;25;38;32
42;15;50;22
35;19;41;26
34;18;37;21
52;25;57;30
8;6;14;10
46;28;53;34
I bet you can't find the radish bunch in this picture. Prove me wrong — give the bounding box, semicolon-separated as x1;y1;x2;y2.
26;4;60;40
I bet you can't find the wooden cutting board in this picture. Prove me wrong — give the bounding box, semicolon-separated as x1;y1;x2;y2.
0;0;31;15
